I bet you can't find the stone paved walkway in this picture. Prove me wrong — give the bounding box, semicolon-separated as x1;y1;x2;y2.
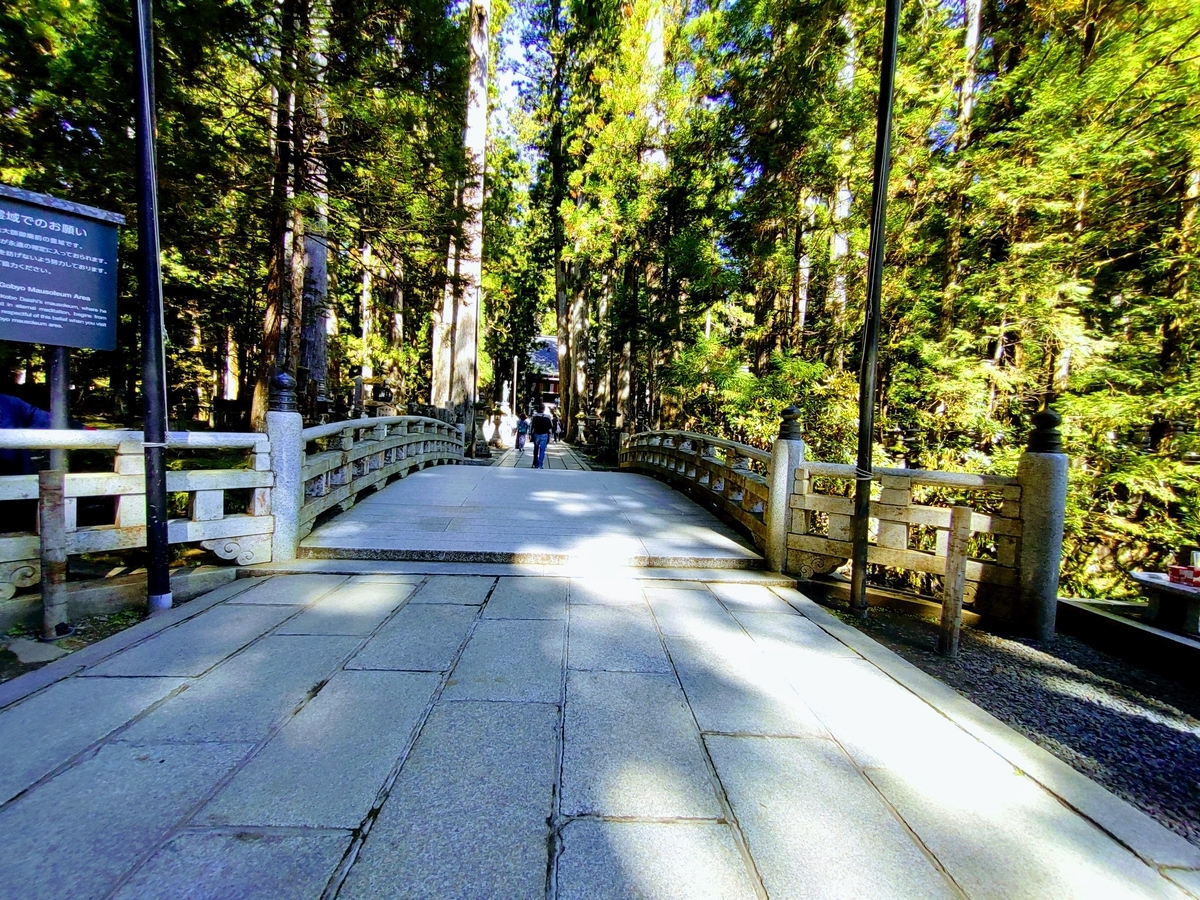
301;444;762;568
492;441;591;469
3;570;1197;900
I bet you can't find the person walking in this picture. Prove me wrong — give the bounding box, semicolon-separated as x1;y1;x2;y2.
551;411;561;443
529;402;552;468
514;412;530;456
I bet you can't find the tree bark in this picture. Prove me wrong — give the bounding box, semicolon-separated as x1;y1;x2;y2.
568;262;589;440
359;242;373;379
450;0;490;414
250;0;298;431
296;0;331;419
433;0;490;418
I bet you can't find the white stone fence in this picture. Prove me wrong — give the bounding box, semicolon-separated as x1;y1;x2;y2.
788;461;1021;617
621;407;1068;638
296;415;464;541
0;428;274;602
620;431;771;549
0;412;464;604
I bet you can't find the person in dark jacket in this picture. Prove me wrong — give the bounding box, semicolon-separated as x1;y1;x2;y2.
0;393;51;476
529;403;552;468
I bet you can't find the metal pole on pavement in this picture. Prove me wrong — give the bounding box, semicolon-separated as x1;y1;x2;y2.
133;0;172;613
849;0;902;619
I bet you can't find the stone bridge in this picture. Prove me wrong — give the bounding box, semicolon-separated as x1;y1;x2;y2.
0;412;1196;899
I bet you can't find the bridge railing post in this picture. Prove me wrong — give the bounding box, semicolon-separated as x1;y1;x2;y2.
767;406;806;574
1016;404;1068;641
266;373;304;562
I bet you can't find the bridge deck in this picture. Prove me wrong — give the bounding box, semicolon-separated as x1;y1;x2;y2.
301;443;764;568
2;569;1193;899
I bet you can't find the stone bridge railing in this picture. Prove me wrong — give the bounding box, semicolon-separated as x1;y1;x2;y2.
0;401;464;615
621;431;772;549
296;416;464;541
0;428;276;603
621;406;1067;639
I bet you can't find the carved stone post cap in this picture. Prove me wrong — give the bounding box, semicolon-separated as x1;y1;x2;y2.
269;372;298;412
1028;405;1063;454
778;405;803;441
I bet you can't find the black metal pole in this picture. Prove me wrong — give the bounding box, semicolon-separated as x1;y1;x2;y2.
48;346;69;471
133;0;172;613
850;0;902;619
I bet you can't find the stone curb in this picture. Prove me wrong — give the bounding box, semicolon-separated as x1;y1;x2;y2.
297;547;766;568
242;560;794;584
0;577;261;711
773;585;1200;874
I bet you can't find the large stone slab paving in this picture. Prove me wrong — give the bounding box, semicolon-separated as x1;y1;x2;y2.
568;605;671;673
484;576;568;619
82;603;298;677
639;530;761;566
347;603;478;672
443;618;565;702
562;670;721;819
346;572;427;583
569;576;647;607
408;574;494;605
0;741;250;900
274;578;415;635
731;610;860;661
223;574;348;605
664;635;826;737
555;819;761;900
117;635;361;744
706;582;796;614
866;765;1191;900
705;735;959;900
1166;869;1200;896
0;675;187;804
111;831;351;900
339;700;558;900
779;656;986;772
644;586;742;641
198;670;439;828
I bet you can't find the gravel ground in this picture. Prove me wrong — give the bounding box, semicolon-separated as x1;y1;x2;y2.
830;602;1200;848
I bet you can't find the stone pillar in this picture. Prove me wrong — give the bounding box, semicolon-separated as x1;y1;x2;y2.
1016;405;1068;641
767;406;806;574
266;373;304;562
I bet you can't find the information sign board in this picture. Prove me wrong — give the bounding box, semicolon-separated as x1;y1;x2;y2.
0;184;124;351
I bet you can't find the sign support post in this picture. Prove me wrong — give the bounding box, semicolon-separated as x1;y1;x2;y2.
48;346;69;470
133;0;172;613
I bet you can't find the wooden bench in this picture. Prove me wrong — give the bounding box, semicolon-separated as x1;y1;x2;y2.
1131;571;1200;636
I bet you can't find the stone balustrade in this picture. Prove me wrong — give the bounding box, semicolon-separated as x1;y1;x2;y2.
0;428;274;601
296;415;464;539
0;412;465;607
621;430;771;549
788;461;1023;622
621;407;1068;637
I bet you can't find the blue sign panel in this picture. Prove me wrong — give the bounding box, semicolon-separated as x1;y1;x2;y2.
0;185;124;351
